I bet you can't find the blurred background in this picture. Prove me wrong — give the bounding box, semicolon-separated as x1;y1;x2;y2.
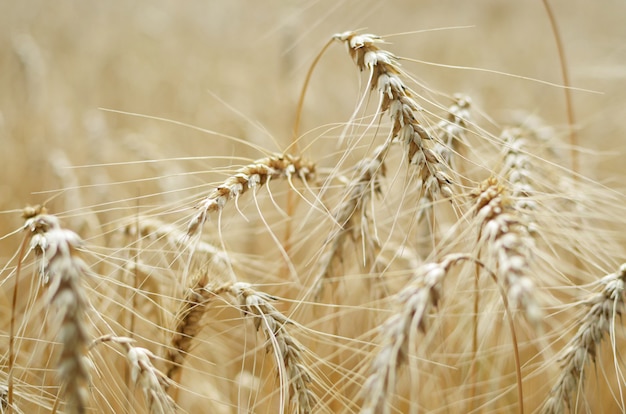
0;0;625;242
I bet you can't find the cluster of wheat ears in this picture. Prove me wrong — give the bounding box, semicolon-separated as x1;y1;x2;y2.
2;15;626;414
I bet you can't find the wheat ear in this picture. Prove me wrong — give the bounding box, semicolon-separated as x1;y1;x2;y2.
314;142;389;296
542;264;626;414
166;271;213;384
333;31;454;200
500;127;539;214
211;282;316;414
359;254;469;414
23;213;90;414
186;153;315;237
92;335;175;414
471;177;542;323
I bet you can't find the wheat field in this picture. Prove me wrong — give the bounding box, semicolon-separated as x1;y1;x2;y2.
1;1;626;413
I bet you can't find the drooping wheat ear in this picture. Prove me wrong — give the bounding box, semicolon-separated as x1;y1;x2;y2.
211;282;316;414
471;177;542;323
23;213;90;414
186;153;315;237
166;271;213;384
359;254;469;414
313;142;389;296
542;264;626;414
333;31;454;201
92;336;175;414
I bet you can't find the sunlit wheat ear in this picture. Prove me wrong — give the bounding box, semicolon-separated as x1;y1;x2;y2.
313;142;389;297
210;282;317;414
23;212;90;414
359;254;470;414
166;271;212;385
333;31;454;202
470;177;542;323
186;153;315;237
92;336;175;414
542;264;626;414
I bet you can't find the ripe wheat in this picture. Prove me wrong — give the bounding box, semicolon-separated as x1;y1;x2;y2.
1;7;626;414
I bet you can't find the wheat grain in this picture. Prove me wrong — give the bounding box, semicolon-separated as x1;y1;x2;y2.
500;127;539;214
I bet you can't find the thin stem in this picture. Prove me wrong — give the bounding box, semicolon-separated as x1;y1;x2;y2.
282;37;334;267
542;0;578;174
289;36;335;154
7;232;31;413
469;261;480;412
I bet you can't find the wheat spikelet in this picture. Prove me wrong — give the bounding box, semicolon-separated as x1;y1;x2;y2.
186;153;315;237
542;264;626;414
22;212;90;414
433;94;471;175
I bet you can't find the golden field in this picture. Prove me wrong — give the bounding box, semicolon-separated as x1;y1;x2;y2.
1;1;626;413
